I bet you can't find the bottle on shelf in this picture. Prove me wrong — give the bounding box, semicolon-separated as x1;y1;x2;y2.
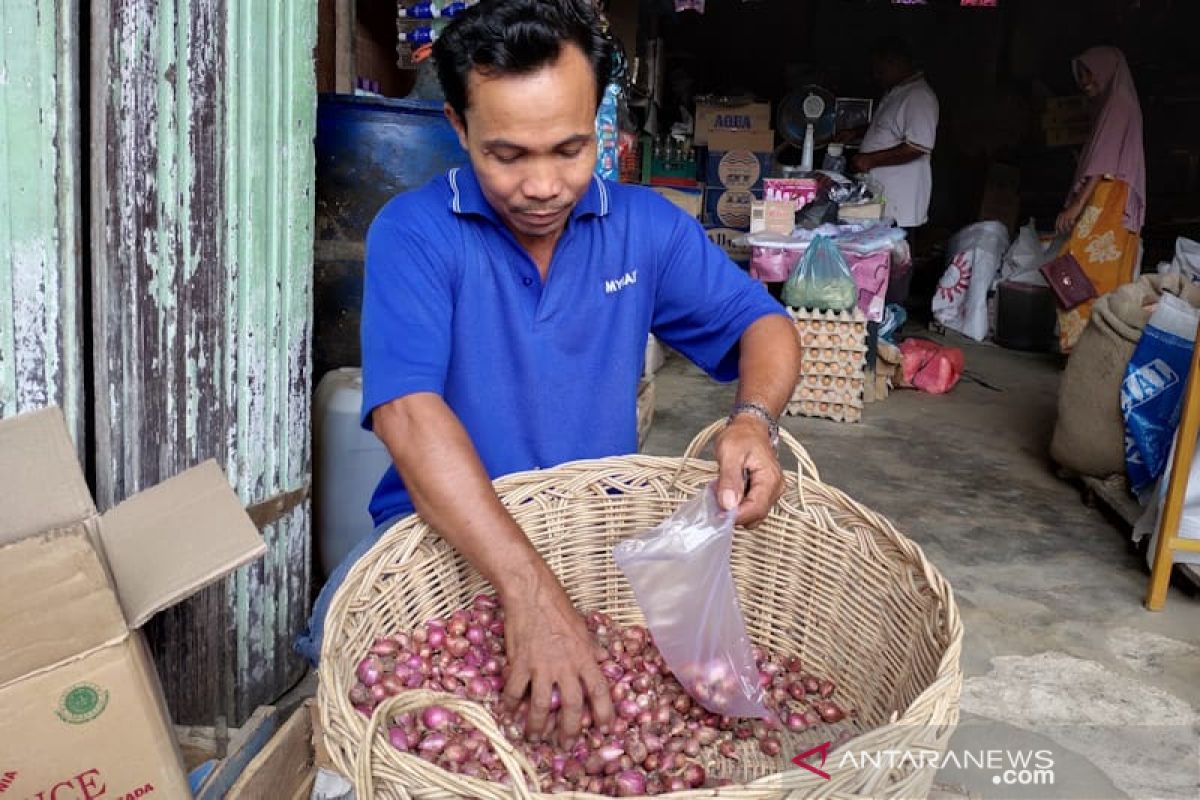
399;26;439;44
398;0;470;18
398;1;440;18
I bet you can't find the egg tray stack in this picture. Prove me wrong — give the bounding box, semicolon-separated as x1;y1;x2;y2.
787;307;869;423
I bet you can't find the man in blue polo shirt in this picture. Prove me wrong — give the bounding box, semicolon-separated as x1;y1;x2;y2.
298;0;801;741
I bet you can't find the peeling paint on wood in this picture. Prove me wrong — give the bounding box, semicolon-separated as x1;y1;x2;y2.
0;0;85;451
91;0;316;726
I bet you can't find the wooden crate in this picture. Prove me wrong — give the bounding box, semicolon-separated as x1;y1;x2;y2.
227;701;319;799
183;700;328;799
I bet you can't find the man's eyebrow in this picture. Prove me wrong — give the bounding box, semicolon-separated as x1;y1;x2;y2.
552;134;594;148
482;138;527;151
482;134;593;151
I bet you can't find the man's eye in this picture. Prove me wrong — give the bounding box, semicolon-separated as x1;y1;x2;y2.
493;152;521;164
559;146;584;159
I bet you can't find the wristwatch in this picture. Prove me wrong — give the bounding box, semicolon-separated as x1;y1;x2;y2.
727;402;780;450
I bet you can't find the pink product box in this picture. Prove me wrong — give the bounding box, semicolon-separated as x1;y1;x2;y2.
763;178;819;210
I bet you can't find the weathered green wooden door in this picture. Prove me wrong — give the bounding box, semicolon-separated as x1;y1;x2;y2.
0;0;85;451
91;1;317;725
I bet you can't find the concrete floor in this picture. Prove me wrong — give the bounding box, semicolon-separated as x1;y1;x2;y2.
643;335;1200;800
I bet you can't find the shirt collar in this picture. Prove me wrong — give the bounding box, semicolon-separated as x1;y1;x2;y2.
887;72;926;97
447;165;611;223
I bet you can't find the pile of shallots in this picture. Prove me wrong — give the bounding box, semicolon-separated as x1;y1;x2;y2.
347;594;854;796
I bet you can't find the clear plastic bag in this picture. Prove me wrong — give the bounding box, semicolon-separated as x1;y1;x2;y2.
782;234;858;311
613;483;774;720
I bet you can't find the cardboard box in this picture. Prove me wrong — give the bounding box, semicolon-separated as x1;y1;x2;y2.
694;100;771;146
1044;124;1090;148
705;225;753;263
648;184;705;220
705;130;774;192
750;200;797;235
763;177;820;210
1041;94;1089;118
1040;95;1091;131
0;407;266;800
1040;108;1090;129
979;162;1021;233
838;201;886;222
705;187;759;231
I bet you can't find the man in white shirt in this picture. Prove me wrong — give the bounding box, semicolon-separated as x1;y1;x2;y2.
850;37;939;230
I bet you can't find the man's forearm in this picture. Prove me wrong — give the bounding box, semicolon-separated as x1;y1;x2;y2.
861;142;926;169
735;315;803;418
372;394;555;606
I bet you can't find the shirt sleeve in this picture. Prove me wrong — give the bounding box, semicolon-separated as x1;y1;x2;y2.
359;209;457;430
901;87;939;153
649;197;790;382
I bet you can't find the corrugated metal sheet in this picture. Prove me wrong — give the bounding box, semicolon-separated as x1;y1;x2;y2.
0;0;85;448
91;0;315;725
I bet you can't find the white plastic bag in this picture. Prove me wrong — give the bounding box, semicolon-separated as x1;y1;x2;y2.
933;221;1010;342
1135;432;1200;567
613;484;773;720
1001;219;1053;286
1156;237;1200;284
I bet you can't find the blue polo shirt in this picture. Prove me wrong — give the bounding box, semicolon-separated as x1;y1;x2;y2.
360;166;786;526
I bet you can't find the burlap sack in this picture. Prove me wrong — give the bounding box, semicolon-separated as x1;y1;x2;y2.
1051;274;1200;477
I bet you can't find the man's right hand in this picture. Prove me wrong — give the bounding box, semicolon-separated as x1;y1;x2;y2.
373;395;615;741
500;574;614;743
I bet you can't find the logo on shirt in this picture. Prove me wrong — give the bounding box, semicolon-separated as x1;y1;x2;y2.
604;270;638;295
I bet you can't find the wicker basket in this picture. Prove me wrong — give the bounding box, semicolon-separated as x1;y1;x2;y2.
318;421;963;799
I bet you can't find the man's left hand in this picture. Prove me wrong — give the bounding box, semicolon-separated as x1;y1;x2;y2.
850;152;874;174
714;416;785;528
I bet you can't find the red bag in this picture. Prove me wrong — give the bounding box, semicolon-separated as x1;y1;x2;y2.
899;339;965;395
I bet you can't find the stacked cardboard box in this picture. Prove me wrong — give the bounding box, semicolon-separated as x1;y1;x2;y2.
1041;95;1091;148
648;185;704;220
693;100;772;147
704;129;773;232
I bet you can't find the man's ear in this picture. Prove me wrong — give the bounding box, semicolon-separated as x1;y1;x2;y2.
445;103;469;151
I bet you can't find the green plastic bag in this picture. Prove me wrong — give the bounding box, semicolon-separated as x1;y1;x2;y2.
782;234;857;311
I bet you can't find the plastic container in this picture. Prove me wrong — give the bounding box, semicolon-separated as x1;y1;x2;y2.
994;280;1058;352
822;143;847;174
314;368;394;579
314;95;466;382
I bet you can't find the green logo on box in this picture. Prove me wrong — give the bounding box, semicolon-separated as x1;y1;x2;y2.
56;682;109;724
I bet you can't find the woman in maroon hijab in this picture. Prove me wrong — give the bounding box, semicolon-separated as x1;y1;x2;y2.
1054;46;1146;352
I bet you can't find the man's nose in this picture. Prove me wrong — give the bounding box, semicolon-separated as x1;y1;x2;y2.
521;159;562;201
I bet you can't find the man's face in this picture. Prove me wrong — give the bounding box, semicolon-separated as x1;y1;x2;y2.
871;56;907;90
447;43;599;246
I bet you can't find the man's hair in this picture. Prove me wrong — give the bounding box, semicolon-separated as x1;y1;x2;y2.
433;0;615;122
871;35;914;67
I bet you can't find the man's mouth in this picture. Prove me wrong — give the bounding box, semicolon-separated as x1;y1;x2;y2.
515;207;569;227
